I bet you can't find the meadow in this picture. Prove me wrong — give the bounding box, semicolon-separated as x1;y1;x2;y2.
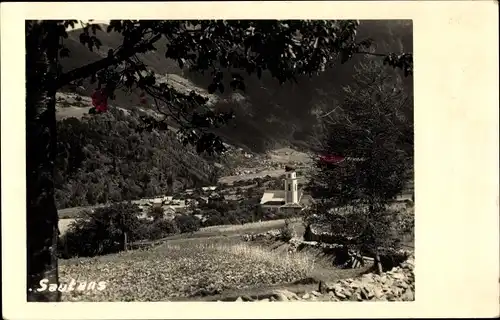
57;214;410;302
59;237;315;302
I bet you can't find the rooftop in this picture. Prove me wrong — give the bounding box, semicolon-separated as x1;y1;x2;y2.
262;200;286;206
280;203;303;208
262;190;286;198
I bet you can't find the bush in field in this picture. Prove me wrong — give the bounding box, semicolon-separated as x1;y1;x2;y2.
144;219;180;240
278;219;295;242
397;208;414;236
173;214;201;234
203;213;235;226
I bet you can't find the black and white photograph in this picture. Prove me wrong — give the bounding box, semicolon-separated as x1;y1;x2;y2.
2;1;499;319
25;18;415;303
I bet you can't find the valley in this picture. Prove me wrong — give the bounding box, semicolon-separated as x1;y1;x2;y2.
27;19;415;304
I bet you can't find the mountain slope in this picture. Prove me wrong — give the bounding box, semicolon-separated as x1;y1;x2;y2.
54;96;223;209
59;20;413;153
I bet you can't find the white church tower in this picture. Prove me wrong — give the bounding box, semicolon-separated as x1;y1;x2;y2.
284;166;299;204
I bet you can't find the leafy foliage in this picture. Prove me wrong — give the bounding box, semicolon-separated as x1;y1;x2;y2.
143;219;180;240
173;214;202;234
59;203;201;258
194;194;271;227
278;219;296;242
32;19;412;156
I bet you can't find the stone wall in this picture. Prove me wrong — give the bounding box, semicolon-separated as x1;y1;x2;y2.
224;255;415;302
317;255;415;301
241;229;282;242
303;223;354;244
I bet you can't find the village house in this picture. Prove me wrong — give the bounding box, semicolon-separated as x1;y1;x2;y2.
197;196;209;205
259;166;314;215
224;194;244;202
207;192;224;205
152;198;163;208
202;186;217;192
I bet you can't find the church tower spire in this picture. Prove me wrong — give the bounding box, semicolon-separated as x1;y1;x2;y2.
284;166;298;204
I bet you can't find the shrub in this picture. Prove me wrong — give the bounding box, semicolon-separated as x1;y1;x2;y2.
173;214;201;234
397;210;414;236
202;214;226;227
145;219;180;240
278;219;295;242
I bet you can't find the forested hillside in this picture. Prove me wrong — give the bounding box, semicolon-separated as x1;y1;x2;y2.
59;20;413;152
54;106;222;209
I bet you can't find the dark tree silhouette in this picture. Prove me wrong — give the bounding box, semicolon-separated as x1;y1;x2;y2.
25;20;412;301
307;58;414;273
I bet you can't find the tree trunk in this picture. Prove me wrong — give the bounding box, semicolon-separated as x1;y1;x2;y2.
374;252;383;275
26;21;61;302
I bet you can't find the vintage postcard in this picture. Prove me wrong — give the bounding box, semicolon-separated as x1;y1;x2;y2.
1;1;498;319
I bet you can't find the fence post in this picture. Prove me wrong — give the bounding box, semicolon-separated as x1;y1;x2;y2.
124;232;128;251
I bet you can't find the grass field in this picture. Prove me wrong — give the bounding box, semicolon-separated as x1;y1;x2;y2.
57;209;412;302
59;237;315;302
187;218;302;237
58;217;374;302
